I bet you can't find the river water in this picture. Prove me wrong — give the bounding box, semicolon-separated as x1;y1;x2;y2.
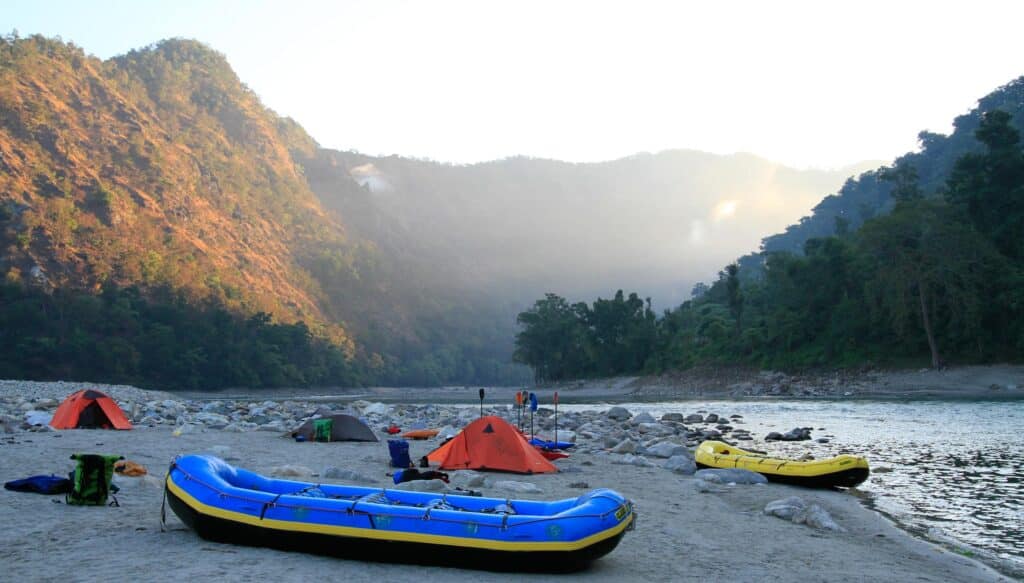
562;399;1024;575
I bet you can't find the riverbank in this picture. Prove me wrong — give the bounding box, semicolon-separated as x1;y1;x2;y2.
629;363;1024;400
163;363;1024;405
0;381;1012;581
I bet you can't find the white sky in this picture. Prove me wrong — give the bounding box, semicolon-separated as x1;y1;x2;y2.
5;0;1024;168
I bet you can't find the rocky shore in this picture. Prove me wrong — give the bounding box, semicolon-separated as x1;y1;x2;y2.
0;380;1011;582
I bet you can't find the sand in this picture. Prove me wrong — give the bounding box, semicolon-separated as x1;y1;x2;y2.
0;424;1009;582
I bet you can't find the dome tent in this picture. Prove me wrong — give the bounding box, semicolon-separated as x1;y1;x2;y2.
50;389;133;430
427;415;556;474
289;414;378;442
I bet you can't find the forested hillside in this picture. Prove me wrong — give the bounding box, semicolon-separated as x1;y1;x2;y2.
0;35;521;388
514;80;1024;380
3;33;969;390
760;78;1024;255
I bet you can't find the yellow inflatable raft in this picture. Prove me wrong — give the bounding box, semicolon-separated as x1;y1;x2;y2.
695;441;869;489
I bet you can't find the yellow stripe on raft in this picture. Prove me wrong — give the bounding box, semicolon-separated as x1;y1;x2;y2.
166;478;633;552
695;440;869;478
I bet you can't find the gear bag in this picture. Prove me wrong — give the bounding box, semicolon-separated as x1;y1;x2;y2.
67;453;123;506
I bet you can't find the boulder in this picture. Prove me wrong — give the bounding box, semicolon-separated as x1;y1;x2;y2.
663;454;697;475
693;479;719;493
767;427;813;441
493;480;542;494
629;412;656;425
194;412;230;428
323;467;377;484
765;496;845;532
606;406;632;421
764;496;806;520
661;413;685;422
551;430;577;443
23;410;52;426
362;402;391;416
637;423;672;435
646;441;687;458
610;438;637;454
612;454;655;467
395;479;449;492
684;414;704;423
694;468;767;485
450;471;487;489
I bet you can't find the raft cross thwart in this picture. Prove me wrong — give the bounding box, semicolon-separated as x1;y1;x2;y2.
165;455;634;571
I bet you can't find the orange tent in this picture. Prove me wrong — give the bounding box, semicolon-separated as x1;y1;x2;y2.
50;389;133;430
429;416;556;474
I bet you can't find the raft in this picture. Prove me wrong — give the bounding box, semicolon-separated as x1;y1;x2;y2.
535;447;570;461
165;455;634;571
695;441;869;489
529;437;576;450
402;428;440;440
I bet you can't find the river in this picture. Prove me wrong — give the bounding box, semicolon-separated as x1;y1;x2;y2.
560;399;1024;575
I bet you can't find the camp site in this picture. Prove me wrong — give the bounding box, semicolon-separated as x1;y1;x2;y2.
3;379;1017;581
3;3;1024;582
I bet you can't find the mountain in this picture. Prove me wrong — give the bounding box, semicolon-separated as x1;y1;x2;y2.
0;36;346;336
296;148;873;308
760;77;1024;256
0;34;873;388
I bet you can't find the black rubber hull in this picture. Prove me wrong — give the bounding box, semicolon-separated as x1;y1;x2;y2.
696;464;870;489
167;487;629;572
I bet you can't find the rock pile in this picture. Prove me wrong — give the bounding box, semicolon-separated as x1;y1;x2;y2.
1;380;836;488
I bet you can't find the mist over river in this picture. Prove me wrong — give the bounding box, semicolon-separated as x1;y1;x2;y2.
561;399;1024;574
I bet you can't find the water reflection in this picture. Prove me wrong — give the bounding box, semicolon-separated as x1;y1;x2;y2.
564;399;1024;572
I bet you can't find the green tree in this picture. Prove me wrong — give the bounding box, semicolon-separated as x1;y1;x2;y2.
724;263;743;336
946;109;1024;260
857;200;998;368
513;293;590;382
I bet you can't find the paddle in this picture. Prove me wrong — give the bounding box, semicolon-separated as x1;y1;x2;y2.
554;391;559;448
478;388;485;418
514;391;521;429
529;392;537;439
519;390;527;431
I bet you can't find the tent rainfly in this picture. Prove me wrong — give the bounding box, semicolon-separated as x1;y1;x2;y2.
290;414;378;442
50;390;133;430
426;415;556;474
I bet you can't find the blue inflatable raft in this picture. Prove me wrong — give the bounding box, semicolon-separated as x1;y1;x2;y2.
165;455;634;571
529;437;576;450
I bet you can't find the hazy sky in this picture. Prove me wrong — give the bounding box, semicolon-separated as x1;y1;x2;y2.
4;1;1023;169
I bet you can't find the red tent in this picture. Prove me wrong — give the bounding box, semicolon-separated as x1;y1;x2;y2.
50;389;133;430
432;415;556;474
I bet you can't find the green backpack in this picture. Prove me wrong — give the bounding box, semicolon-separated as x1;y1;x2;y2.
67;454;123;506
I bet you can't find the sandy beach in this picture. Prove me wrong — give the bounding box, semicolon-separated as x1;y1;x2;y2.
0;381;1013;582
